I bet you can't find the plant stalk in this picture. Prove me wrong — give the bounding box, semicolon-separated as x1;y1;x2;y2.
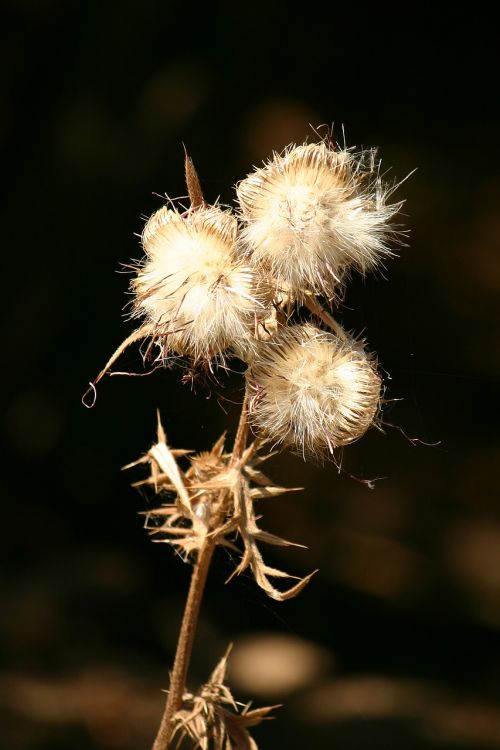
151;391;249;750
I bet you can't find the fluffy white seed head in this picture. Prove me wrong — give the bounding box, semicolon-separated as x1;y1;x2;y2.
132;205;268;364
247;324;381;458
236;142;402;299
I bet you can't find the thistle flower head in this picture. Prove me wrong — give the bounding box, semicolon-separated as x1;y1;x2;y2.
247;324;381;458
236;141;402;299
132;204;267;364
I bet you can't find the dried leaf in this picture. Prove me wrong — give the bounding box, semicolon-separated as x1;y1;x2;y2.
225;479;315;601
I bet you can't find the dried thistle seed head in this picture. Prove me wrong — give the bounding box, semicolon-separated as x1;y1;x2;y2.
170;648;277;750
236;142;402;298
132;205;268;364
247;324;381;458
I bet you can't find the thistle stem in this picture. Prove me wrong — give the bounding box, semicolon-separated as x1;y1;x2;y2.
151;390;249;750
152;538;216;750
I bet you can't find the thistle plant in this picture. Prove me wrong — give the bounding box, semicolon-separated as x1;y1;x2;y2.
85;135;403;749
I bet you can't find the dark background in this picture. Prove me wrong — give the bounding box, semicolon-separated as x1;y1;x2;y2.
2;2;500;748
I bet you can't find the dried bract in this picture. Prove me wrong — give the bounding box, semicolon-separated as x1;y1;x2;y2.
247;324;381;458
237;142;401;298
126;414;314;601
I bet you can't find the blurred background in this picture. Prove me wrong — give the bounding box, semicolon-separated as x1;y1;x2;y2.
2;2;500;748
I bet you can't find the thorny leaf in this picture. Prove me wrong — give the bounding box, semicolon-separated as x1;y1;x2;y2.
226;476;315;602
125;414;315;599
170;648;279;750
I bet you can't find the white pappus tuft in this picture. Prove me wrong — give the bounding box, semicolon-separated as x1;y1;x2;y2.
236;141;402;299
247;324;381;458
131;205;269;365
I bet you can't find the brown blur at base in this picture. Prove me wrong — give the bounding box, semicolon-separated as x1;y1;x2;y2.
1;2;500;749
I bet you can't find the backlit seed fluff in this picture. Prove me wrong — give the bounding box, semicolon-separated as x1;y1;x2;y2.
132;206;267;363
236;142;402;298
247;324;381;458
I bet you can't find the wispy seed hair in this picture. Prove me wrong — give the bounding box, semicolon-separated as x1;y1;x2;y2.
247;324;381;458
132;205;269;364
236;142;402;299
